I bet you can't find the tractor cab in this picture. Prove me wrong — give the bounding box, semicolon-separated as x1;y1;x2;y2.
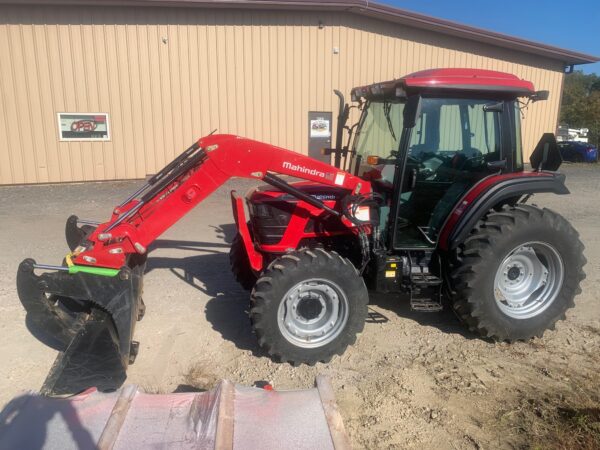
342;69;548;250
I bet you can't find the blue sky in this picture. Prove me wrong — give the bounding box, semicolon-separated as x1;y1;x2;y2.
383;0;600;75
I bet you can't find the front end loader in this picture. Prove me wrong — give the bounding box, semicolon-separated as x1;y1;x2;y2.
18;135;373;380
18;69;585;386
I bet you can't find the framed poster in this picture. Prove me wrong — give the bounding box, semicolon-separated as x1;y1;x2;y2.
309;117;331;138
57;113;111;141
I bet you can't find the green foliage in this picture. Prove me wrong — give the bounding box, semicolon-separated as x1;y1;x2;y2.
560;71;600;146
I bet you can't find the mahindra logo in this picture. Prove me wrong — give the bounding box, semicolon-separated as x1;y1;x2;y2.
312;194;337;200
282;161;330;179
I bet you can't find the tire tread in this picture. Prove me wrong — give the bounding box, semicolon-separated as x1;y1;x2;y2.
449;204;585;341
250;248;368;365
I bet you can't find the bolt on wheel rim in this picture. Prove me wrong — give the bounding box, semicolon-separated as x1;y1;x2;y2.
278;278;349;348
493;241;564;319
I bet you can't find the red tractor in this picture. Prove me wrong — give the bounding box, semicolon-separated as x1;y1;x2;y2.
18;69;585;376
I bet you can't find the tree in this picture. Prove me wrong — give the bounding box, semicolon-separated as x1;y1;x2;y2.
560;71;600;147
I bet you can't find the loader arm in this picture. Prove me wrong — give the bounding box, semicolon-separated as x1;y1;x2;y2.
17;134;371;374
74;134;371;270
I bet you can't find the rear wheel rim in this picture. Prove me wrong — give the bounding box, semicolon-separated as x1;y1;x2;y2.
278;278;349;348
493;241;564;319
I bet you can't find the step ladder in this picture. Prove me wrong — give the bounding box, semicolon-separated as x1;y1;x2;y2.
409;269;443;312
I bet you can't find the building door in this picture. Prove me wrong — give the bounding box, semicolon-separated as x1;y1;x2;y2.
308;111;332;164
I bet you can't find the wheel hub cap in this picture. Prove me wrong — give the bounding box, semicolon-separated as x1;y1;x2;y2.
278;279;349;348
493;242;564;319
296;296;326;322
507;266;522;281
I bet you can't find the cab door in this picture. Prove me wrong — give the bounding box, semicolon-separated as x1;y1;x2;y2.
392;97;506;249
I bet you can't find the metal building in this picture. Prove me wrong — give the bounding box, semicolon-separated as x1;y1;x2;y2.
0;0;597;185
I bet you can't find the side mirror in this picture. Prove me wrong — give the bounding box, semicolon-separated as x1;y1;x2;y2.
531;90;549;102
530;133;562;171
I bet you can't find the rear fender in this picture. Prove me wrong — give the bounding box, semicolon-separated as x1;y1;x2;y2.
230;190;263;272
439;171;569;250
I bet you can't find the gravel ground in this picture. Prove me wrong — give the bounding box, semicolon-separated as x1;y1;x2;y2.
0;164;598;448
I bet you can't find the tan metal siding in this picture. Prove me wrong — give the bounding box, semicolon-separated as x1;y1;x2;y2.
0;5;565;185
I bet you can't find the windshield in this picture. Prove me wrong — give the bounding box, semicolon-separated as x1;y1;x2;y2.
350;97;505;177
350;100;406;180
353;101;406;160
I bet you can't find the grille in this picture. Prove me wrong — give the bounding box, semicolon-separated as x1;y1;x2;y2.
250;200;295;245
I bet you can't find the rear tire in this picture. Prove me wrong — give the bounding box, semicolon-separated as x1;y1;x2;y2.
250;248;368;365
229;232;257;290
449;205;585;341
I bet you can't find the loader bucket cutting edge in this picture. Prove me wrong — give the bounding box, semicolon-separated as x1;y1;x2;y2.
17;258;144;370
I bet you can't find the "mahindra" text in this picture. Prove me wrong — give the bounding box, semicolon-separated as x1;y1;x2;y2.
282;161;329;179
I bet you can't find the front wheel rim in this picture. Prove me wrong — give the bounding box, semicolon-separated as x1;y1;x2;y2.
278;278;349;348
493;241;564;319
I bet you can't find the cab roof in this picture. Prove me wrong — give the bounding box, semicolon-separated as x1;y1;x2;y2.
351;68;536;100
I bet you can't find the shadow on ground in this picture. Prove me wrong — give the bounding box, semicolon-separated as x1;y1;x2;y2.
368;292;475;339
147;231;479;358
0;394;96;449
146;230;262;357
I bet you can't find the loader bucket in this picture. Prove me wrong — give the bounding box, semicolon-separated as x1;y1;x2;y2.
16;258;145;370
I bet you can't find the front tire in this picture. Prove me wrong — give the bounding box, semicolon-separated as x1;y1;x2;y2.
450;205;585;341
251;248;368;365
